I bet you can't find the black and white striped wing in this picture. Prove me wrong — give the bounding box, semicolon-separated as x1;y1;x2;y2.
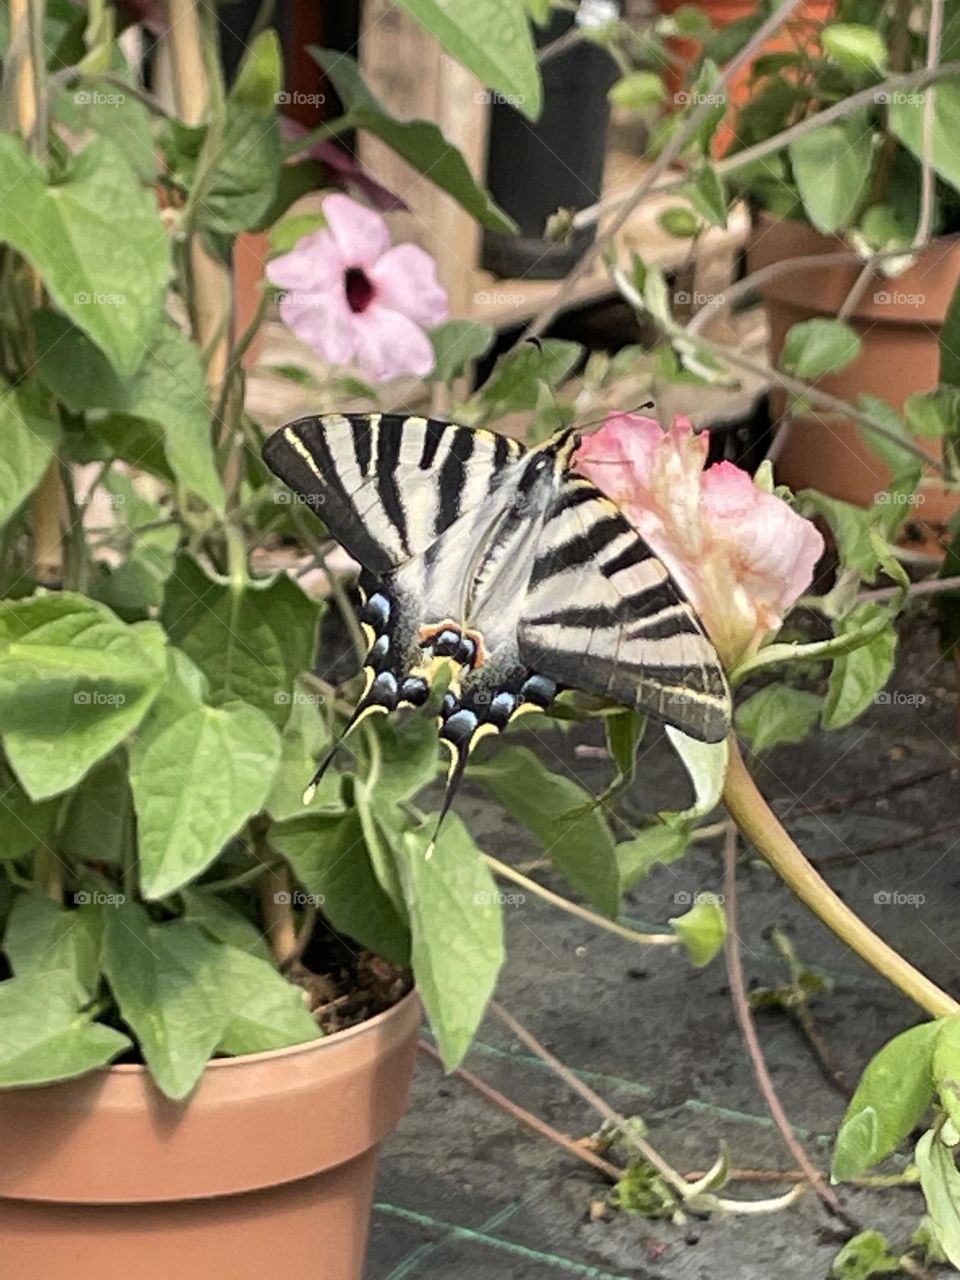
519;480;730;744
262;412;524;575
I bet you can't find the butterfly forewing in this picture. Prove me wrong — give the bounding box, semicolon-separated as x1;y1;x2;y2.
263;412;524;575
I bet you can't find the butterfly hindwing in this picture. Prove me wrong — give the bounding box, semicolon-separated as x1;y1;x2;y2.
517;477;730;744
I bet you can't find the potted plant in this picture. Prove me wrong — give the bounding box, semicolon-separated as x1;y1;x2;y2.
0;1;543;1274
725;0;960;541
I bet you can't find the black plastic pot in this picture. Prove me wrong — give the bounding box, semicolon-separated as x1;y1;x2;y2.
481;4;619;280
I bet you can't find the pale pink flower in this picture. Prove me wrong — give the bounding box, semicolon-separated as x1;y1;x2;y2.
575;413;824;667
266;193;448;382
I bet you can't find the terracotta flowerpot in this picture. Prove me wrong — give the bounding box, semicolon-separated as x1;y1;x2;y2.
0;990;420;1280
657;0;834;156
750;213;960;546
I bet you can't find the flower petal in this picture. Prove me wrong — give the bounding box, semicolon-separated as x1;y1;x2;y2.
322;193;391;268
265;230;343;293
352;304;436;382
368;243;449;328
278;285;356;367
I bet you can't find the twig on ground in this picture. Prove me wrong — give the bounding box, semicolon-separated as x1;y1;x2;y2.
417;1040;625;1183
810;819;960;869
722;824;860;1230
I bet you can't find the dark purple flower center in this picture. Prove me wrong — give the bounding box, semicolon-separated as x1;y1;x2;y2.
344;266;375;314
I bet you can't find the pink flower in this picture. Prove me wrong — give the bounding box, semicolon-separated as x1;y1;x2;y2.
266;194;448;382
575;413;824;667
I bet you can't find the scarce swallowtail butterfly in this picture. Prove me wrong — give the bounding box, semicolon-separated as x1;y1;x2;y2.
263;412;730;852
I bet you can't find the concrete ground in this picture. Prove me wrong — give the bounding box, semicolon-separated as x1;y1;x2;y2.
367;615;960;1279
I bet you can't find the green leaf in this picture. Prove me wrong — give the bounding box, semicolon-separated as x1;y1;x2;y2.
789;120;873;233
668;899;726;966
60;749;133;864
822;24;887;75
905;387;960;438
192;32;282;235
663;728;727;823
265;679;339;821
473;745;620;916
781;318;862;379
428;320;495;384
890;82;960;205
161;555;321;726
933;1016;960;1129
855;395;921;495
684;164;728;229
399;816;504;1068
213;940;321;1055
53;76;158;182
479;338;582;413
0;380;59;529
33;312;223;512
312;50;517;233
0;594;167;799
608;71;665;112
4;896;103;1000
736;684;821;752
798;491;881;579
617;824;689;892
102;904;225;1100
180;887;273;964
392;0;541;120
831;1230;900;1280
605;709;645;787
271;811;411;965
658;207;699;238
822;604;897;729
0;134;168;375
130;680;281;899
0;764;59;859
833;1021;940;1180
0;970;129;1087
941;276;960;389
915;1127;960;1270
375;715;442;806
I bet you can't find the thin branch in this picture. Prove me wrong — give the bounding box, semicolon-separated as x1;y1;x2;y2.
573;61;960;233
484;854;681;947
522;0;811;340
914;0;944;252
722;824;858;1228
417;1039;625;1183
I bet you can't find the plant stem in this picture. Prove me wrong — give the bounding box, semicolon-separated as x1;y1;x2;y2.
259;863;297;965
722;825;857;1227
483;853;681;948
722;739;959;1018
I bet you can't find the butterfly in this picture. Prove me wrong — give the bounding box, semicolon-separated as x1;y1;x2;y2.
263;412;730;850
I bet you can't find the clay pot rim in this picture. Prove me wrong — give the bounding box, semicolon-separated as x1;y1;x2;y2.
754;209;960;255
101;985;418;1078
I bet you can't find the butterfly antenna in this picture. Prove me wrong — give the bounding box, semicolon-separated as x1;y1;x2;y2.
425;740;471;859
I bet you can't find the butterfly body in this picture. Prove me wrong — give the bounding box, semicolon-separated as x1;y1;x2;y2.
263;412;730;834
